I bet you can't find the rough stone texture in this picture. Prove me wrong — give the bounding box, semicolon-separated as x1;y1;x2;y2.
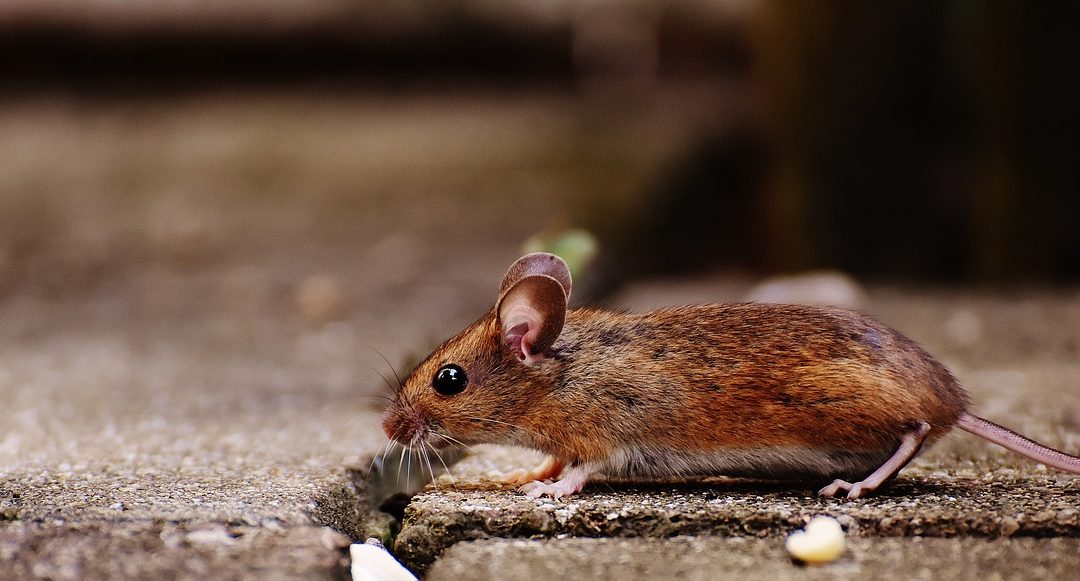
0;521;352;581
0;289;396;577
426;537;1080;581
0;400;386;580
397;475;1080;574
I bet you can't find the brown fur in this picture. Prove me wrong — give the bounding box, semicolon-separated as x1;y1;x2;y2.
382;302;970;481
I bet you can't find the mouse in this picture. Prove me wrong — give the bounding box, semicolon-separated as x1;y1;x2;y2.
381;252;1080;499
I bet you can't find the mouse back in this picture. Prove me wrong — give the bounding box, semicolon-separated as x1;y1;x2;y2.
548;303;969;462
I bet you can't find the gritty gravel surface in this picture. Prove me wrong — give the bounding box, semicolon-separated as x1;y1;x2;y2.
0;310;393;537
396;474;1080;574
0;520;353;581
426;536;1080;581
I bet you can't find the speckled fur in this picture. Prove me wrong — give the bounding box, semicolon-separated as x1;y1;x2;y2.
383;303;970;482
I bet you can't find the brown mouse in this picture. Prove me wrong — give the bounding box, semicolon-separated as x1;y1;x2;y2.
382;253;1080;499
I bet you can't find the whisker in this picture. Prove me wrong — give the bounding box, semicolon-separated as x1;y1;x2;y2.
381;439;398;473
417;441;430;486
368;440;383;473
339;414;360;431
363;363;399;398
360;343;413;409
465;416;519;429
355;395;395;414
466;416;563;449
340;400;391;431
405;436;414;487
365;344;405;390
433;432;473;453
421;441;437;489
396;443;407;485
384;354;406;392
370;438;393;474
428;441;456;487
358;393;396;404
368;445;380;475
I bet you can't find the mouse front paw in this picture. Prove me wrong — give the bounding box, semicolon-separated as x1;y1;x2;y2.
517;463;591;500
519;476;586;500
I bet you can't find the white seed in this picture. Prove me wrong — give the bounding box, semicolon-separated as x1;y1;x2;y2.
785;515;845;563
350;543;417;581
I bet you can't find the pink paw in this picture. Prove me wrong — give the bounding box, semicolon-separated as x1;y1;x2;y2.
519;478;584;500
817;479;869;499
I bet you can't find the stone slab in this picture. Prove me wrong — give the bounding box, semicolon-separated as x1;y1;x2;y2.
0;521;353;581
426;536;1080;581
395;474;1079;574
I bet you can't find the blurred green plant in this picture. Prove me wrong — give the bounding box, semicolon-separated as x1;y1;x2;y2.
522;228;599;283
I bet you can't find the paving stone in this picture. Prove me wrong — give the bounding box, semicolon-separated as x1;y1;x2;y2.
426;536;1080;581
395;473;1080;574
0;520;352;581
0;327;391;578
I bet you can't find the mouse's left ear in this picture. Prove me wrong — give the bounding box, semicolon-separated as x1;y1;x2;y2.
496;253;571;365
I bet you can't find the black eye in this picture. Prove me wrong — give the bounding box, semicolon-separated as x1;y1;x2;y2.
433;364;468;396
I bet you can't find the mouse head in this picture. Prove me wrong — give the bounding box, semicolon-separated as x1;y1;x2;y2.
381;252;571;450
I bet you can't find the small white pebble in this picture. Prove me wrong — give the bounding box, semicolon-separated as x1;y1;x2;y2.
350;543;417;581
185;527;236;546
785;516;845;564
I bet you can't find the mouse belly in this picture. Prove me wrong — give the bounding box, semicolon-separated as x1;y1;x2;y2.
598;445;896;481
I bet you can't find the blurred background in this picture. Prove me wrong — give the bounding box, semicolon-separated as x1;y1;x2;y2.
1;1;1079;410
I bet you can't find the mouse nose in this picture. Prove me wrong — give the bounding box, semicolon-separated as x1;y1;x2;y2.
382;407;422;444
381;410;403;441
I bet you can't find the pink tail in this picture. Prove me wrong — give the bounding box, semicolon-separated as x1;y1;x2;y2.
958;412;1080;474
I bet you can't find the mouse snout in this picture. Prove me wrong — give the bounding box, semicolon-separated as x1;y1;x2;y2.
381;408;407;441
381;414;396;441
381;406;425;445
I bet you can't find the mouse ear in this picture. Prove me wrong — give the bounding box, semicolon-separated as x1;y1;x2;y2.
499;252;572;302
496;254;571;365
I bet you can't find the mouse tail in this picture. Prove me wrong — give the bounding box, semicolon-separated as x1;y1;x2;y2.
957;412;1080;474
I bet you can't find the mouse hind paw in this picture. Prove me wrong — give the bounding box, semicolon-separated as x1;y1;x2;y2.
817;479;868;499
817;421;931;500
